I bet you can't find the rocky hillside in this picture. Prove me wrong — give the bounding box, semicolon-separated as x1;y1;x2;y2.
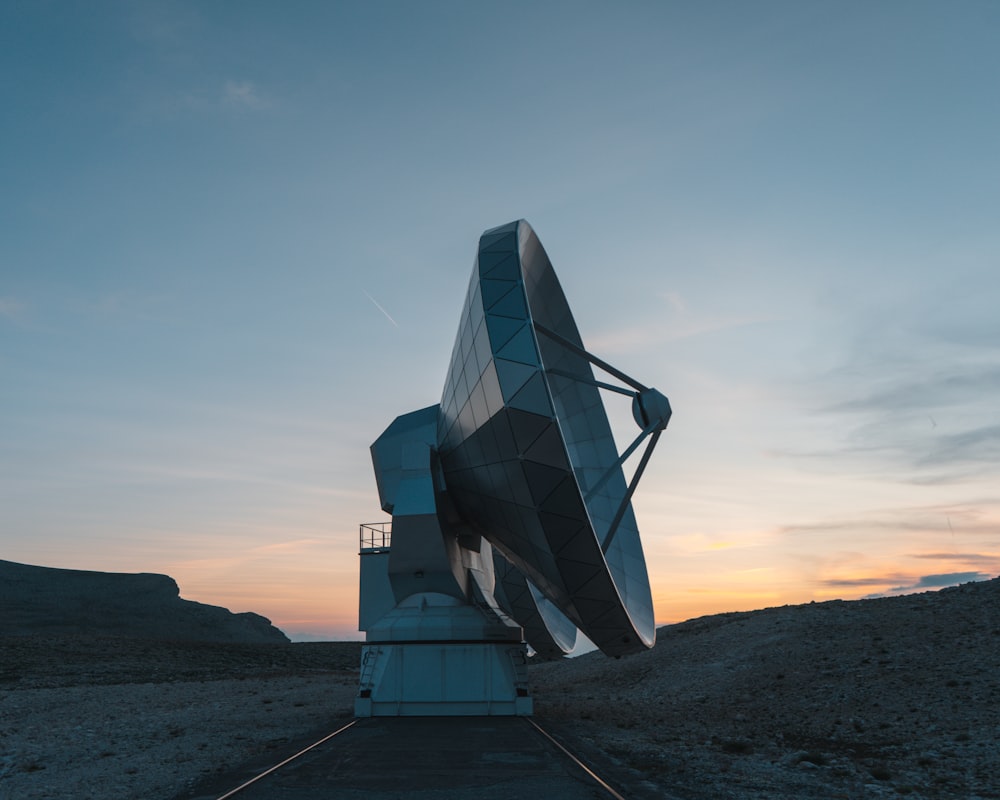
0;560;288;643
533;576;1000;799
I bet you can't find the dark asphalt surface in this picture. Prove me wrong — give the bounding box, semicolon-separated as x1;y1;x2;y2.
185;716;638;800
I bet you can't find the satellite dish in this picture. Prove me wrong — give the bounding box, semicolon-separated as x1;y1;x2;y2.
356;220;670;716
438;220;669;656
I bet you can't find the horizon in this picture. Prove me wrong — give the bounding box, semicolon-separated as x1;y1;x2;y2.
3;2;998;642
2;555;994;646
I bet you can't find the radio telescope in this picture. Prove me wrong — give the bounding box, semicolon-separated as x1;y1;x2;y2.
356;220;671;716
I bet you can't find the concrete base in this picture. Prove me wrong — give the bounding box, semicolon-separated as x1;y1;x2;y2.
355;641;532;717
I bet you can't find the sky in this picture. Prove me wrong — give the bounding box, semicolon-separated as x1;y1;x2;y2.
2;1;999;642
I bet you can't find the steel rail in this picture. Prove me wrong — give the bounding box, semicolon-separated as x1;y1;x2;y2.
212;716;624;799
526;718;628;800
214;719;357;800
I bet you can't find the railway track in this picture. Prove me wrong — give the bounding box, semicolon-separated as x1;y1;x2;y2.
214;719;358;800
525;718;627;800
210;716;628;799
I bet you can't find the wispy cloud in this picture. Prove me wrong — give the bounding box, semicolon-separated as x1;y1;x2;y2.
138;80;272;119
585;290;779;354
0;296;24;320
250;538;325;555
127;2;202;48
222;80;268;110
868;571;994;598
822;575;908;588
779;500;1000;538
916;425;1000;469
912;552;1000;565
71;290;179;325
822;571;995;597
824;364;1000;416
362;290;399;327
778;361;1000;484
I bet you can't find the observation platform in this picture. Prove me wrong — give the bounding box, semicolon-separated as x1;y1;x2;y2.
359;521;391;554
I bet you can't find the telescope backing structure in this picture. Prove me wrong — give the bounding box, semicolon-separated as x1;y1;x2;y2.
356;220;670;716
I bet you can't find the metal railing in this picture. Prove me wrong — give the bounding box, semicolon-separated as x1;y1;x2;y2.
359;521;391;553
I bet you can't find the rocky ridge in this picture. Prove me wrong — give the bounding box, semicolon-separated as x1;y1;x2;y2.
0;560;287;643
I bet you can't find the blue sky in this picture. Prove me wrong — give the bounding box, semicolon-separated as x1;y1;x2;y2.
2;1;998;639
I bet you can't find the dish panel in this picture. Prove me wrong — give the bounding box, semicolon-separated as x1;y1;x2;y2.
438;220;655;656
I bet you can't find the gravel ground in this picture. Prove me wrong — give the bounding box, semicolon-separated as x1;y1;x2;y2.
3;578;999;799
534;578;1000;799
0;640;359;800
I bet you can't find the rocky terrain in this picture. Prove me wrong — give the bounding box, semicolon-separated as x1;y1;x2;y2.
2;577;998;799
0;638;359;800
0;560;287;643
535;576;1000;798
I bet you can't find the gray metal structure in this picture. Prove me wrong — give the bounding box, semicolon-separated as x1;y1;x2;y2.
356;220;670;716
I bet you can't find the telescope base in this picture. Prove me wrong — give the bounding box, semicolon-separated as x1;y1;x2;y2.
355;640;532;717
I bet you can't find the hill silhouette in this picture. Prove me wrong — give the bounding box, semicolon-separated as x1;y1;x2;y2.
0;560;288;643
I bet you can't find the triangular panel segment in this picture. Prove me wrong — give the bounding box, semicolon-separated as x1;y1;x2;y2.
494;358;536;402
561;565;605;597
538;510;589;551
523;423;570;470
480;251;521;281
506;408;552;455
489;286;529;320
482;279;518;310
507;371;553;416
521;461;570;507
572;595;614;623
485;315;524;353
540;474;585;519
488;412;519;460
482;232;517;254
554;526;600;564
495;324;538;366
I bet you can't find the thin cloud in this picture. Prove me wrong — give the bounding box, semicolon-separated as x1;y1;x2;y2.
916;425;1000;469
362;290;399;327
909;571;990;588
586;310;779;354
223;80;268;110
790;293;1000;485
775;416;1000;485
778;499;1000;540
71;290;178;324
874;572;993;597
912;552;1000;564
824;365;1000;415
250;538;325;554
906;470;997;487
781;517;958;536
127;2;201;48
139;80;271;119
822;576;908;588
583;288;780;353
0;296;24;320
662;291;686;314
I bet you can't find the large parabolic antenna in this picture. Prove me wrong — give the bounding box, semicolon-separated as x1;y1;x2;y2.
356;220;670;716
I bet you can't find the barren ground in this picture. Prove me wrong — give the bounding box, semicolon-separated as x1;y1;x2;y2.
2;578;998;799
